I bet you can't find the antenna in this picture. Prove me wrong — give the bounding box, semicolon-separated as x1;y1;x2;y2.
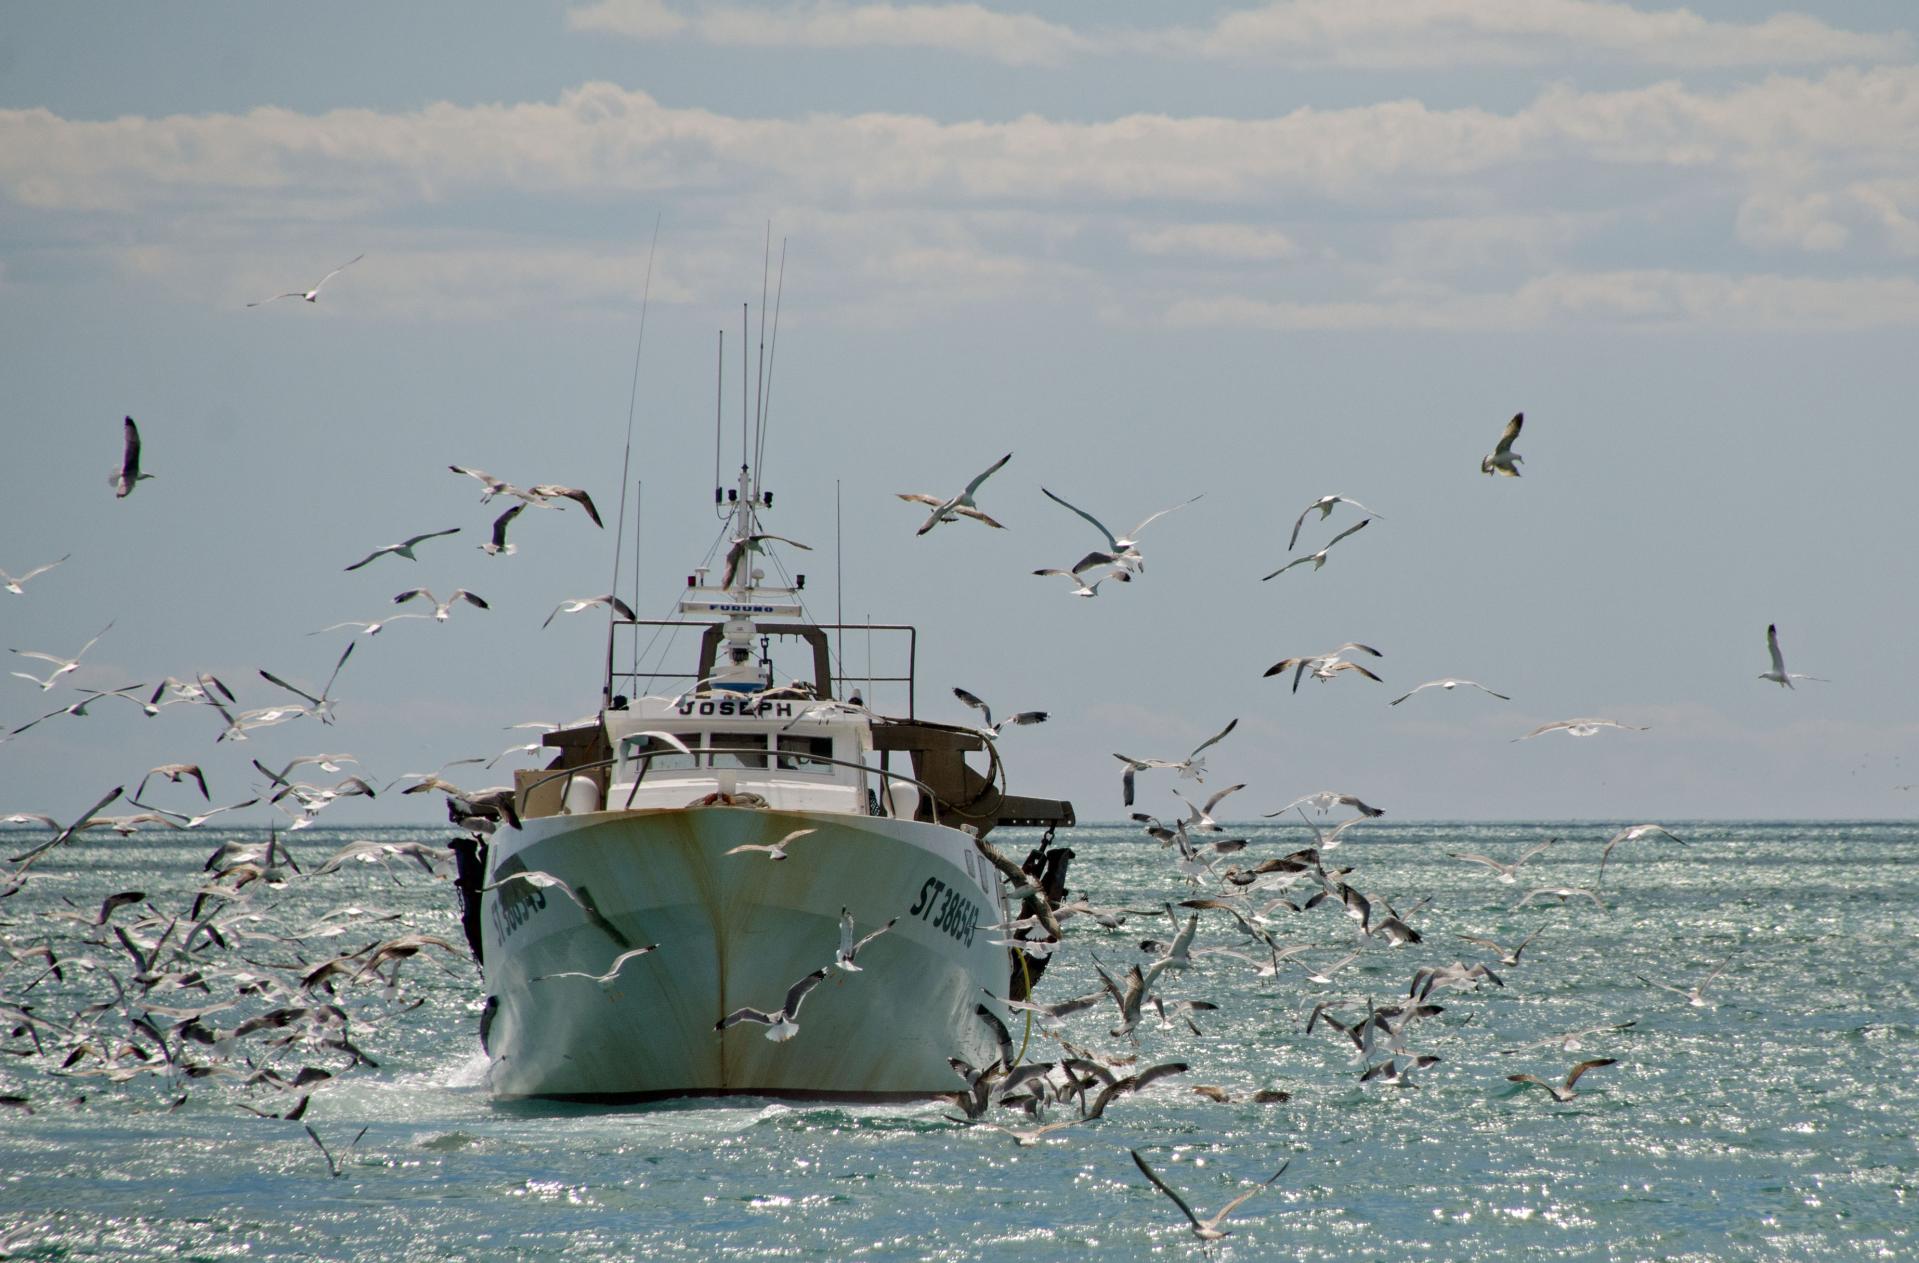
629;479;642;687
605;211;661;708
835;478;844;695
755;238;787;487
713;329;725;510
753;222;771;502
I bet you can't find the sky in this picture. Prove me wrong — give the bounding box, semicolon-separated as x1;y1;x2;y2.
3;0;1918;831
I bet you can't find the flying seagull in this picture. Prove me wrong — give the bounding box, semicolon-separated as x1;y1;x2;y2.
720;532;811;587
542;594;636;628
1039;487;1200;574
391;588;489;622
1129;1149;1290;1244
1596;823;1686;891
1759;624;1827;688
952;687;1048;737
716;967;830;1042
1263;518;1370;580
1636;955;1734;1008
532;945;661;985
1482;412;1524;476
1263;643;1384;693
10;621;114;691
1390;678;1510;706
526;484;603;527
1507;1058;1616;1102
1113;717;1237;805
247;253;364;306
2;555;68;595
1513;717;1648;741
343;528;460;572
1032;566;1128;597
1289;495;1384;550
258;641;353;726
898;452;1011;535
479;504;523;557
112;417;152;499
723;827;818;862
835;908;897;972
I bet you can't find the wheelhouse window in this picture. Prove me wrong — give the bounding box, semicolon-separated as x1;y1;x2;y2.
621;733;701;775
708;732;768;769
776;735;833;772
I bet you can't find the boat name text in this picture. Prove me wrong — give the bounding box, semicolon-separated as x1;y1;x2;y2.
909;875;978;947
674;698;796;717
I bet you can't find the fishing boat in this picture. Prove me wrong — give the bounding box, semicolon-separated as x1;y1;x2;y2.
474;428;1074;1104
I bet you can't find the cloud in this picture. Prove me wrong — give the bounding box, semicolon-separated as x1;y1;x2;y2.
569;1;1911;70
568;1;1088;65
1128;223;1297;262
1164;0;1910;70
1161;270;1919;331
10;69;1919;328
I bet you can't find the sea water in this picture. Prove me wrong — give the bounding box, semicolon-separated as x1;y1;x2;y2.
2;821;1914;1260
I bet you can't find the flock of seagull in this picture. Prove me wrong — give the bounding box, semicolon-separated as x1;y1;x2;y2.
0;261;1839;1244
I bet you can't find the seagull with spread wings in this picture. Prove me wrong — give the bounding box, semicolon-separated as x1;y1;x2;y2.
1507;1057;1616;1102
247;253;363;306
716;967;830;1043
10;622;113;691
1759;623;1828;688
1263;519;1370;580
1040;486;1200;575
1263;643;1384;693
898;452;1011;535
343;528;460;572
2;555;68;595
1482;411;1525;476
952;686;1048;737
391;588;489;622
1390;678;1510;706
1129;1150;1290;1244
1113;717;1237;805
542;594;636;628
1513;717;1648;741
1289;494;1384;550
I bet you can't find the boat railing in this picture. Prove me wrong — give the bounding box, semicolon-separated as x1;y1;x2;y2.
604;618;918;717
518;749;948;826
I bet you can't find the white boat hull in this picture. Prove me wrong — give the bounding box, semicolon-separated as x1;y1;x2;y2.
480;805;1016;1101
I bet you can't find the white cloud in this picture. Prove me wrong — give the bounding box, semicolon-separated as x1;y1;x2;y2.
567;0;688;38
1168;0;1910;70
569;1;1087;65
1128;223;1297;261
1161;270;1919;331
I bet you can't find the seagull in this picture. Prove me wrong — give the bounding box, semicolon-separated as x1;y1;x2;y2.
1390;678;1510;706
1129;1150;1289;1245
111;417;152;499
480;870;631;947
720;532;812;587
542;594;637;628
1596;823;1686;891
7;784;124;867
532;945;661;984
479;504;523;557
1447;837;1555;884
1289;495;1384;550
391;588;489;622
1;555;68;595
1507;1058;1616;1102
343;528;460;572
526;484;603;527
1032;566;1129;597
10;622;113;691
716;967;829;1042
1113;717;1237;805
952;687;1048;737
1266;790;1384;819
1262;519;1370;580
1759;624;1827;688
313;614;430;637
448;465;518;501
899;452;1012;535
247;253;363;306
1514;717;1648;741
1636;954;1734;1008
1172;783;1245;832
1457;926;1546;967
258;642;353;725
1039;487;1200;574
135;764;209;802
1481;411;1524;476
835;908;897;971
1263;643;1383;693
723;826;817;862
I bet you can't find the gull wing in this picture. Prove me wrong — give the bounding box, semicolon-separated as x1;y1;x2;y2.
1495;412;1523;454
1766;624;1787;676
1212;1159;1291;1223
1041;486;1119;551
489;504;523;549
1129;1150;1207;1233
1125;494;1203;540
312;253;365;294
963;452;1012;499
1188;718;1238;761
1564;1057;1616;1088
1324;518;1370;549
782;967;829;1018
